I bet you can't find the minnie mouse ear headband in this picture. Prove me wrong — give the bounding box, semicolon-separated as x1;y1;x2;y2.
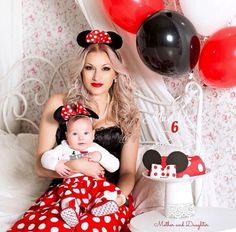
61;102;99;121
77;29;123;50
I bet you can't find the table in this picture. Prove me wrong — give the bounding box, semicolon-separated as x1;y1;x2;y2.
129;207;236;232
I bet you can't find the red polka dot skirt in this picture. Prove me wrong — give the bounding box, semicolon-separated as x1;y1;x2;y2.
8;176;135;232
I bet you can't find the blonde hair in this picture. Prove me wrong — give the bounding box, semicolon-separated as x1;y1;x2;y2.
66;44;139;141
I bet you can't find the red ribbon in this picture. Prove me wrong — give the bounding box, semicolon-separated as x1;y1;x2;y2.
85;30;112;44
61;102;90;121
80;151;88;155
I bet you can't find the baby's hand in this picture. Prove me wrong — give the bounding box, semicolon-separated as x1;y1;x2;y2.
55;160;72;177
86;151;102;162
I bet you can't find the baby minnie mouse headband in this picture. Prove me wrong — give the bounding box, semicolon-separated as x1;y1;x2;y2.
77;29;123;50
61;102;99;121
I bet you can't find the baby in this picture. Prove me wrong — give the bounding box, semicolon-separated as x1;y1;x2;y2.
41;103;122;227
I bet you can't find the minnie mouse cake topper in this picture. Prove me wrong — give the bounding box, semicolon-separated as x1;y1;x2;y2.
142;150;208;219
142;149;206;178
77;29;123;50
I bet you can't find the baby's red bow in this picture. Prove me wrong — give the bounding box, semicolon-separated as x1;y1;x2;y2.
61;102;90;121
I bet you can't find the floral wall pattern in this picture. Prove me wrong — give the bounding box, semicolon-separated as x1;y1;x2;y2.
21;0;236;208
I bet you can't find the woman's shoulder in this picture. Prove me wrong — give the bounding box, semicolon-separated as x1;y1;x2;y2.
44;93;65;110
41;93;66;119
47;93;65;105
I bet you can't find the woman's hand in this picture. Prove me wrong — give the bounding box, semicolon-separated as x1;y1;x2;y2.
116;194;127;207
66;157;105;179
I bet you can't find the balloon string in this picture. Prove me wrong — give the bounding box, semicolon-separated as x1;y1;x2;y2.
173;0;177;11
188;71;194;80
227;14;236;26
173;0;181;14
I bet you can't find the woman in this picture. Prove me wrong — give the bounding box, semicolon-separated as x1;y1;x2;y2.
9;29;140;232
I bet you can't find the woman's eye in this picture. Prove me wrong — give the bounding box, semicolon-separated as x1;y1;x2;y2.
102;66;111;71
84;66;93;70
73;132;77;136
84;132;89;135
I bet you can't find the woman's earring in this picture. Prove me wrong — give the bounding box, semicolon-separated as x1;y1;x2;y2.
113;79;117;84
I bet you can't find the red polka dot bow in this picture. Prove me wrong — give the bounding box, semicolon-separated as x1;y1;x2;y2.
61;102;90;121
77;30;123;50
85;30;112;44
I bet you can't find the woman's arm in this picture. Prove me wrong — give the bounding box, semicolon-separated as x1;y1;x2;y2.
65;158;105;179
117;123;140;197
35;94;65;178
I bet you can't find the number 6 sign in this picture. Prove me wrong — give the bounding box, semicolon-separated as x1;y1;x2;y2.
171;121;179;133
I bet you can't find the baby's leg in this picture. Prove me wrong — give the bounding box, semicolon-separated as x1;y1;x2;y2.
58;178;84;227
61;197;81;227
61;197;81;214
90;181;120;216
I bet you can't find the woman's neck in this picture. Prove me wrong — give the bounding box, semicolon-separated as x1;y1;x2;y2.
92;94;109;104
92;94;110;119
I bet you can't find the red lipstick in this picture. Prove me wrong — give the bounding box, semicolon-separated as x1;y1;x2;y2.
91;82;103;87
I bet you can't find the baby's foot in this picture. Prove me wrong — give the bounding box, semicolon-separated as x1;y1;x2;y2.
91;198;119;216
61;207;79;227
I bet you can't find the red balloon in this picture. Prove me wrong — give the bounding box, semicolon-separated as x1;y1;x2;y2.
199;27;236;88
102;0;164;34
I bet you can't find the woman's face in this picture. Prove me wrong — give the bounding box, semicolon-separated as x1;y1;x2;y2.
82;51;117;96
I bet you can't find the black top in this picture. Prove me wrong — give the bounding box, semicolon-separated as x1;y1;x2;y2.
53;106;123;185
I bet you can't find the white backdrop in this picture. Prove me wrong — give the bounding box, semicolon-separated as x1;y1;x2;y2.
0;1;23;133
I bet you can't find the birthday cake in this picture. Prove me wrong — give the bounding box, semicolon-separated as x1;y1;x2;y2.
142;149;206;179
142;149;207;218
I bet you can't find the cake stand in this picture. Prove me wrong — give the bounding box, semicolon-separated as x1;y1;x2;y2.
142;169;210;219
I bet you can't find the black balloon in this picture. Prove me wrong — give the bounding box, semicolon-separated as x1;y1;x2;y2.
136;10;200;76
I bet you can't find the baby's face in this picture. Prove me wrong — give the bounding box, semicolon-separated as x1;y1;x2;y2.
66;117;94;151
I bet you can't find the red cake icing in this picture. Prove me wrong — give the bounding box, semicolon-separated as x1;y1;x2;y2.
161;155;206;178
178;155;206;177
